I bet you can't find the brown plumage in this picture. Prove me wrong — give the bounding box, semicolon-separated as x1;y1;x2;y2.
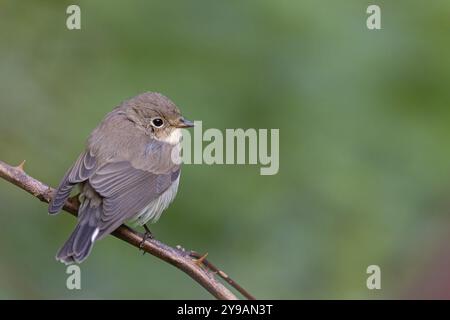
49;92;193;264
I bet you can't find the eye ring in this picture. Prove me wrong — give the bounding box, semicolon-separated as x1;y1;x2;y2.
151;118;164;128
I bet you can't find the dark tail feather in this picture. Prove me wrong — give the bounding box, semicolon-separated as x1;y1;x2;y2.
56;222;98;264
56;200;101;265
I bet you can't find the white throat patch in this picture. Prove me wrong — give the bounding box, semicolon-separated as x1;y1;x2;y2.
162;128;182;145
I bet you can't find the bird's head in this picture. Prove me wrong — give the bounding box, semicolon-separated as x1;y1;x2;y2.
123;92;194;144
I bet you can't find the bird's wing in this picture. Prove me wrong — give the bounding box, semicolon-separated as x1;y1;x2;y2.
88;159;180;238
48;150;97;214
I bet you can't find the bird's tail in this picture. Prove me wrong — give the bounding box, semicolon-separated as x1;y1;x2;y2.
56;202;101;264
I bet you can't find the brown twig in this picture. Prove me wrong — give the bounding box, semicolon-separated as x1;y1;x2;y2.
0;159;254;300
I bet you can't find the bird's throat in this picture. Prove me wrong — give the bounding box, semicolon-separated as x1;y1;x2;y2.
161;128;182;145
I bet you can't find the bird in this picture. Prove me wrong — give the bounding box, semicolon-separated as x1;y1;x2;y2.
48;92;194;264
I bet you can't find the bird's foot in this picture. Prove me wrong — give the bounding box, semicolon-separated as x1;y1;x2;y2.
139;224;154;254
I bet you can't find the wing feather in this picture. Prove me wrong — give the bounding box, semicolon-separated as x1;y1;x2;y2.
88;159;180;238
48;150;97;214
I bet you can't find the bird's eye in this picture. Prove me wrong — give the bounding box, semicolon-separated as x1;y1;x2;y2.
151;118;164;128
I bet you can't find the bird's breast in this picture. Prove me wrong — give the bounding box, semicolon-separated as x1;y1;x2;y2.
130;175;180;225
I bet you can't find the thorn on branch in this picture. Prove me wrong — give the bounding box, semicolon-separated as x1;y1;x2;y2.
193;252;209;266
16;160;26;172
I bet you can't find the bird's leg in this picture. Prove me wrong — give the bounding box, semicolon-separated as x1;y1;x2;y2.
139;224;154;253
143;224;154;239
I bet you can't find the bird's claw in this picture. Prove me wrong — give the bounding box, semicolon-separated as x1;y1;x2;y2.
139;225;154;255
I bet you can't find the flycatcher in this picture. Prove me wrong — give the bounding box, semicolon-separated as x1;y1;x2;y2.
48;92;193;264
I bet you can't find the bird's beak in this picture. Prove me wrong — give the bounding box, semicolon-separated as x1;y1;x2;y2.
176;117;195;128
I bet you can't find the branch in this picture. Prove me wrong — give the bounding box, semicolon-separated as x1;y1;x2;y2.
0;160;254;300
189;251;255;300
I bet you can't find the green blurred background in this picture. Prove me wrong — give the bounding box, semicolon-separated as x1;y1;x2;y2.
1;0;450;299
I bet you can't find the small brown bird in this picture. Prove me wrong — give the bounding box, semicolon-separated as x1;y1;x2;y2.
48;92;193;264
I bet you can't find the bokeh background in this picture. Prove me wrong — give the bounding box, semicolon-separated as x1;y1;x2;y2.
1;0;450;299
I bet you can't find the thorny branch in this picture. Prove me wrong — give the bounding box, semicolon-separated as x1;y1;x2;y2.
0;160;255;300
